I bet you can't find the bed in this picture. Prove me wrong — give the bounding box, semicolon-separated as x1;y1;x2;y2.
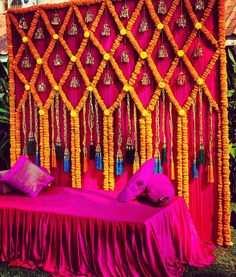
0;186;215;277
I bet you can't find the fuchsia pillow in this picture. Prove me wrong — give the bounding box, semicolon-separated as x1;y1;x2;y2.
118;158;175;206
0;155;54;197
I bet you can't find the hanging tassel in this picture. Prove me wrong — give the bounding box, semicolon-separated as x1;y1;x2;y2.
27;136;36;155
162;144;167;163
193;159;198;178
170;160;175;180
207;161;214;183
126;144;134;164
199;145;205;165
63;148;71;173
95;151;103;170
55;141;63;160
51;147;57;168
83;150;88;173
35;151;40;166
133;151;140;173
154;157;162;173
90;142;95;160
116;158;124;176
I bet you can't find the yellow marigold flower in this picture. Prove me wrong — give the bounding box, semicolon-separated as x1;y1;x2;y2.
142;109;148;117
140;51;147;59
70;55;77;62
197;78;204;85
157;23;164;30
22;36;28;43
53;34;59;40
178;109;186;116
54;85;59;91
84;31;90;38
123;84;130;92
70;110;77;117
36;58;42;65
120;28;127;36
177;50;185;57
158;81;165;89
39;109;45;116
104;53;110;61
104;109;110;116
86;86;93;92
195;22;202;30
25;84;30;91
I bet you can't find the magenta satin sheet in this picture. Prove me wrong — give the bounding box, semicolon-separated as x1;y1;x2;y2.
0;187;215;276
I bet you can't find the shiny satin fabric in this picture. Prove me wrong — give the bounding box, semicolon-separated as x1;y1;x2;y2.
0;187;215;276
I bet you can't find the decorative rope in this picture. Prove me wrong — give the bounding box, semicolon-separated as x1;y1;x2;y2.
169;101;175;180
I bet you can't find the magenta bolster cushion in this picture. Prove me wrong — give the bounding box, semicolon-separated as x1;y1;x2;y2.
118;158;155;202
0;155;54;197
118;158;175;205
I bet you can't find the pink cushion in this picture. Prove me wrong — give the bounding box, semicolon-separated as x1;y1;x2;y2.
118;158;175;205
0;156;54;197
118;158;155;202
0;170;13;194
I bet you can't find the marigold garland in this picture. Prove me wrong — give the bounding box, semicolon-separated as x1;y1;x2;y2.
7;0;231;245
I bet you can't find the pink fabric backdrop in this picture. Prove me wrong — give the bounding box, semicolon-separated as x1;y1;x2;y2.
10;0;220;243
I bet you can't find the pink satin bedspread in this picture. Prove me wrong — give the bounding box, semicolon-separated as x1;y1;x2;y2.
0;187;215;277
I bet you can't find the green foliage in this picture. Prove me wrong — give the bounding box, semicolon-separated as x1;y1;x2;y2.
227;46;236;199
0;61;10;169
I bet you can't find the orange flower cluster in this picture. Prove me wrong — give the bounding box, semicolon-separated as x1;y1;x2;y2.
218;0;231;246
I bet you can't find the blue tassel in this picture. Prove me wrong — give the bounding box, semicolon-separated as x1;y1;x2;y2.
193;161;198;178
95;152;103;170
154;158;162;173
64;158;71;173
35;151;40;166
116;159;124;176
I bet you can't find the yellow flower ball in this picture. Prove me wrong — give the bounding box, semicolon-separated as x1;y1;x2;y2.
70;110;77;117
39;109;45;116
123;84;130;92
36;58;42;65
22;36;28;43
158;81;165;89
129;86;134;92
195;22;202;30
142;109;149;117
104;109;110;116
157;23;164;30
53;34;59;40
87;86;93;92
177;50;185;57
54;85;59;91
120;28;127;36
25;84;30;91
84;31;90;38
104;53;110;61
197;78;204;85
140;51;147;59
70;55;77;62
178;109;186;116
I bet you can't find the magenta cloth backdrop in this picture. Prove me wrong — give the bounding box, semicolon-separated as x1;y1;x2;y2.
8;0;221;243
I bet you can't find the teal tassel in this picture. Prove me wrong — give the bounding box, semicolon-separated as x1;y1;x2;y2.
55;142;63;160
116;159;124;176
154;158;162;173
27;137;36;155
64;158;70;172
199;147;205;165
64;148;71;172
95;152;103;170
35;151;40;166
162;146;167;163
193;160;198;178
